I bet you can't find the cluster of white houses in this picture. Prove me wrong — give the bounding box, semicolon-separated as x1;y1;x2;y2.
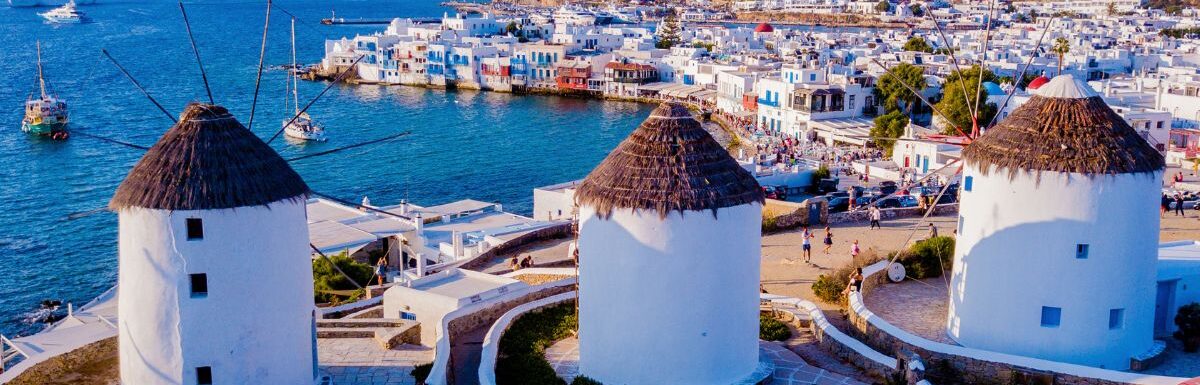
322;5;1200;174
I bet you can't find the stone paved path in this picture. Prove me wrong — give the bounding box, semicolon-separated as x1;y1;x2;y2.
545;337;867;385
779;322;878;384
862;277;956;345
449;324;490;385
318;338;433;385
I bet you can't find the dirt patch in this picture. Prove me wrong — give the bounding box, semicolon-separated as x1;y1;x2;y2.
7;336;118;385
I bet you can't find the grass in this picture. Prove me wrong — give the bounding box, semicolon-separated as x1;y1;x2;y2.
495;302;578;385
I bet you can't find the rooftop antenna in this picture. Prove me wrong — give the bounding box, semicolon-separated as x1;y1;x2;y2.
247;0;272;131
101;49;177;123
178;1;215;104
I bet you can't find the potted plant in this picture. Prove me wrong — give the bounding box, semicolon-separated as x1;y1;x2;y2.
1175;302;1200;352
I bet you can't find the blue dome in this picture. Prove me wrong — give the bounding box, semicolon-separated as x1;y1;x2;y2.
982;82;1004;95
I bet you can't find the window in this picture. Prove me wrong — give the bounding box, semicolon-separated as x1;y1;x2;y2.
963;176;973;192
190;274;208;297
1076;244;1089;259
1109;308;1124;329
186;218;204;240
849;95;856;109
196;366;212;385
1158;121;1164;128
1041;306;1061;327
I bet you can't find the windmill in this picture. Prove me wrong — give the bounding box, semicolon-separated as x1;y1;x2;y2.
838;1;1062;285
70;1;414;294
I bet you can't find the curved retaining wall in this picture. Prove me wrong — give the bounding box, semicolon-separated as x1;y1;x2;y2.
478;291;579;385
458;222;573;271
848;261;1189;385
425;274;577;385
760;294;898;380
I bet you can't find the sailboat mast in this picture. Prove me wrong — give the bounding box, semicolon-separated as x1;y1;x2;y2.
291;17;300;115
37;41;47;99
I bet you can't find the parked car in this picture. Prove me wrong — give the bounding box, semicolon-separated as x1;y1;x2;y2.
877;195;919;208
815;178;840;194
825;191;849;199
828;197;850;213
855;196;877;208
763;186;780;200
772;185;789;201
878;183;898;196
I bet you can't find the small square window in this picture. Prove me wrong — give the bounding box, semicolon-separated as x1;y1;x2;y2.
196;366;212;384
1076;244;1089;259
190;274;208;297
963;176;973;192
1109;308;1124;330
186;218;204;240
1041;306;1061;327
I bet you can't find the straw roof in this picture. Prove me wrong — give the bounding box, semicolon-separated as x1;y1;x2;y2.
963;75;1163;179
110;103;310;211
575;102;764;219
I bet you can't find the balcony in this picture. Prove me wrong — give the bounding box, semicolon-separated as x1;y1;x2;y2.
757;98;780;108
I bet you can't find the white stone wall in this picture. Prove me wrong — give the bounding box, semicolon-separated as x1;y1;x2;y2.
577;203;761;384
118;201;316;385
948;165;1162;370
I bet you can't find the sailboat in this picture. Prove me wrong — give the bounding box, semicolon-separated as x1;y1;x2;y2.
22;41;69;139
283;18;327;142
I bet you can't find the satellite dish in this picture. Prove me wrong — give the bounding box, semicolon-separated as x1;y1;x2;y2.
887;263;906;283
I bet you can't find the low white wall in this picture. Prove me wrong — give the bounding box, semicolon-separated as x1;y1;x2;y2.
760;294;898;372
478;291;579;385
851;261;1188;385
424;277;578;385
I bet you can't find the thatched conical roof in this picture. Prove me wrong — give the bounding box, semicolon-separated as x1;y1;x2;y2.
575;102;764;219
110;103;310;211
962;75;1164;178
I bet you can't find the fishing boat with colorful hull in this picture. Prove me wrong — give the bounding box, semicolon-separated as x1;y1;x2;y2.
21;41;69;140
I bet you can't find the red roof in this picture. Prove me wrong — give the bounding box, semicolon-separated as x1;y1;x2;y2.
754;23;774;33
1027;75;1050;90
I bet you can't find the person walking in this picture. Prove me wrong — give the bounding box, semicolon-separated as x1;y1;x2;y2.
822;226;834;255
927;223;939;239
374;258;388;286
796;226;814;264
1162;193;1172;218
1176;193;1186;217
850;240;861;260
869;206;881;229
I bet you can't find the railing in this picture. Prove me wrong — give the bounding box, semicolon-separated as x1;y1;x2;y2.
1;334;27;373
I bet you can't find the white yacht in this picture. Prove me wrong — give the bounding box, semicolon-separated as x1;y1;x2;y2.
282;18;327;142
39;1;87;23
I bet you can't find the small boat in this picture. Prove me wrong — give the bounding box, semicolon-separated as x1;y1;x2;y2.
39;0;88;23
22;41;69;139
282;18;327;142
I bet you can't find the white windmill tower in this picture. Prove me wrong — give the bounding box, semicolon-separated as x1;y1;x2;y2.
573;103;766;384
947;75;1165;369
110;103;317;384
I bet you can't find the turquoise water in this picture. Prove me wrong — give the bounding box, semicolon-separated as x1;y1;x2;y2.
0;0;652;337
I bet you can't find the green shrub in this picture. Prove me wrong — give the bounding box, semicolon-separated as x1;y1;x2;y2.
1175;302;1200;352
897;236;955;279
571;376;604;385
496;302;578;385
313;253;374;304
411;362;432;384
759;314;792;341
812;270;850;305
808;164;832;193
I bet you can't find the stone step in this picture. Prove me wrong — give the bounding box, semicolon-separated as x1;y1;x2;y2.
316;318;411;329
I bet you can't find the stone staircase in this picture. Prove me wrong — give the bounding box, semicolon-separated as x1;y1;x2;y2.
316;318;421;349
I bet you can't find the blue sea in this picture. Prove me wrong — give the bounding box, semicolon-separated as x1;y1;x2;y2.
0;0;652;337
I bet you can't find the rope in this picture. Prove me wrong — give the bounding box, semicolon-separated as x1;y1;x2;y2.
983;18;1056;131
285;131;413;162
178;1;215;105
267;54;366;144
100;49;177;123
71;130;150;150
246;0;272;131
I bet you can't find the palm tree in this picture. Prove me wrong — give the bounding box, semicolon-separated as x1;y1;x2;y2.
1052;37;1070;76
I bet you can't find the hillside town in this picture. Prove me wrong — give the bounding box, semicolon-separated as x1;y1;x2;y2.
315;0;1200;176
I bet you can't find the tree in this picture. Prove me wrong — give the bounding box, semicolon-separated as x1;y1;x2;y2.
1052;37;1071;75
872;110;910;155
877;63;927;116
875;0;891;13
505;21;519;35
910;4;925;16
1106;2;1118;16
934;65;999;135
903;37;934;53
656;13;682;49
